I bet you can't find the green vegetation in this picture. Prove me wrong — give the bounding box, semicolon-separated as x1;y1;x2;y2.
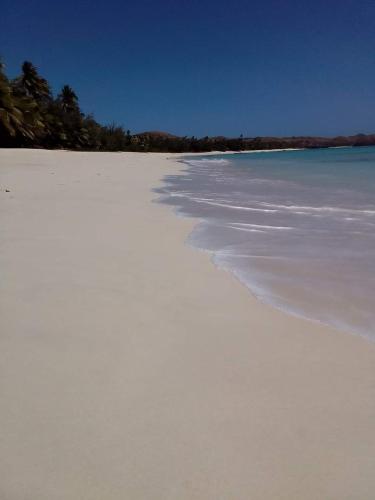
1;59;375;152
0;60;131;151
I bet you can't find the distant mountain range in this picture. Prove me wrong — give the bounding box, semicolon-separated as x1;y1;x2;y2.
132;131;375;152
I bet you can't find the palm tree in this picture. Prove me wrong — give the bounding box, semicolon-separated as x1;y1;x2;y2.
13;61;51;103
0;72;23;138
0;61;35;143
58;85;79;113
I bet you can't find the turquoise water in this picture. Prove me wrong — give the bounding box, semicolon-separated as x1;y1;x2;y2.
158;147;375;339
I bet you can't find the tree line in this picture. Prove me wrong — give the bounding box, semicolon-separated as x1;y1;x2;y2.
1;59;375;152
0;59;135;150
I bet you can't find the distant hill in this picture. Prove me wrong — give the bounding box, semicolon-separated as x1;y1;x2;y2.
130;132;375;153
240;134;375;149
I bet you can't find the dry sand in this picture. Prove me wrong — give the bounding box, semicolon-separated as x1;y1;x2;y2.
1;149;375;500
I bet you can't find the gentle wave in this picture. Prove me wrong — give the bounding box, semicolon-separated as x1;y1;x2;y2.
228;226;267;233
228;222;294;230
185;158;230;166
168;193;280;213
259;202;375;216
188;198;279;213
159;147;375;340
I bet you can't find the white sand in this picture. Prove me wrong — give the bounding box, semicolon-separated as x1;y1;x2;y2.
1;149;375;500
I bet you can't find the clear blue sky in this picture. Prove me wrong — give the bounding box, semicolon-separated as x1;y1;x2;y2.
2;0;374;137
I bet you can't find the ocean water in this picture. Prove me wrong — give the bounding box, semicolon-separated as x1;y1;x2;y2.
157;147;375;340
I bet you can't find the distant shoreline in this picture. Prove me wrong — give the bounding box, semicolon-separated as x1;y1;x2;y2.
177;147;304;156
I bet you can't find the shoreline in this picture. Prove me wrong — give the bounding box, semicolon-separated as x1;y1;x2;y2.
177;147;304;156
1;149;375;499
166;153;374;342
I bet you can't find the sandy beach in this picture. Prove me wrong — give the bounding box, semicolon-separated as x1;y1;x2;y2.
1;149;375;499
